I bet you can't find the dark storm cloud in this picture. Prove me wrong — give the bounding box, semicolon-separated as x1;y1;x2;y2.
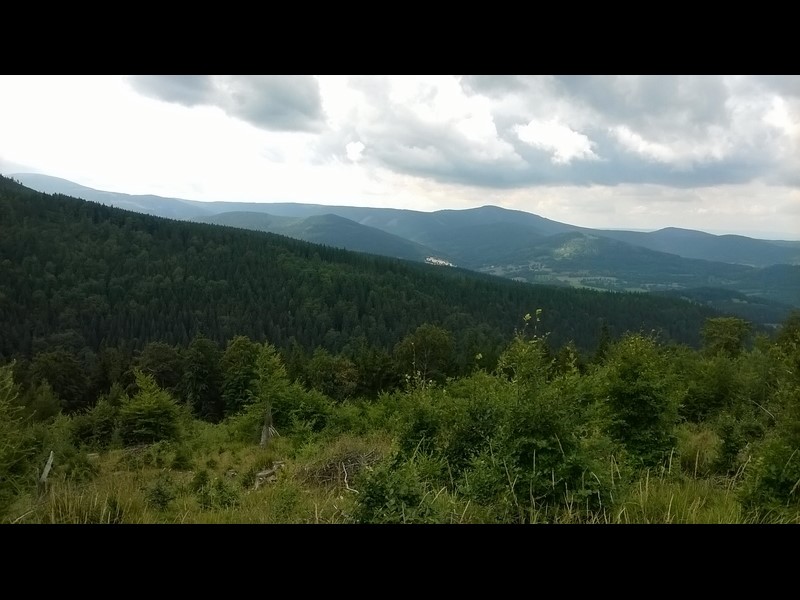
129;75;796;191
755;75;800;97
217;76;325;132
552;75;731;130
128;75;215;106
459;75;531;98
341;75;797;190
318;75;777;190
127;75;325;133
316;77;532;188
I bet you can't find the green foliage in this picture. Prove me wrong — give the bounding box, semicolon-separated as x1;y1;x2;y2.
681;354;738;422
304;348;358;402
595;333;681;467
27;413;99;485
740;375;800;515
135;342;184;395
616;474;743;524
352;456;435;524
394;324;455;385
118;370;183;446
675;424;721;477
21;380;61;422
273;384;333;434
255;342;289;400
171;444;194;470
553;341;584;376
190;469;211;493
496;317;553;392
0;174;736;375
224;343;298;443
71;398;119;450
776;311;800;389
382;361;621;521
0;363;36;515
146;473;177;510
30;349;89;413
182;334;223;422
740;435;800;514
349;343;399;398
195;475;241;510
392;372;508;475
481;373;621;521
221;335;260;415
702;317;752;358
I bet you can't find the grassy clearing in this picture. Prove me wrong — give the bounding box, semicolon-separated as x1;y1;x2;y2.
7;430;395;524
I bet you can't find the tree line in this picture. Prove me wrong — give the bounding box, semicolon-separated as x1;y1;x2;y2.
1;174;722;370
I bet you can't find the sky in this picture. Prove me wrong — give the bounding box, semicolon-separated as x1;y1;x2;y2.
0;75;798;239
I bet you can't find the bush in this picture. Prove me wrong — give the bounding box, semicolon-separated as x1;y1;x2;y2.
675;424;721;477
0;364;36;514
146;473;177;510
740;434;800;515
171;445;194;470
72;399;119;450
196;476;240;510
594;334;681;467
117;370;182;446
740;383;800;515
352;456;432;524
272;384;333;433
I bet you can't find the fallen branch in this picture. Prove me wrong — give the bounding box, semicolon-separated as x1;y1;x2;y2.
39;450;54;484
254;461;285;490
342;462;359;494
38;450;55;495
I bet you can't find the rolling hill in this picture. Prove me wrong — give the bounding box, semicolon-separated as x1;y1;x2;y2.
0;174;728;362
9;173;799;323
192;211;444;262
14;173;798;267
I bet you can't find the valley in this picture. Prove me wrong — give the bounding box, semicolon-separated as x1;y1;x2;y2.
13;173;800;326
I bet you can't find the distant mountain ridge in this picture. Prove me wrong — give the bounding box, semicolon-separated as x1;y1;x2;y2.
13;173;799;267
12;173;215;220
192;211;445;262
1;173;729;360
10;173;800;321
594;227;800;267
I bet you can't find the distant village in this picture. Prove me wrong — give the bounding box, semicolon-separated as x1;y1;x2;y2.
425;256;456;267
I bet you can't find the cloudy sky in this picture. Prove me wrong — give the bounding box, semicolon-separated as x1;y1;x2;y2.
0;75;798;239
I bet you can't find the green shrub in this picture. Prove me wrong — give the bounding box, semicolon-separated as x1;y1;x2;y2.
352;457;432;523
117;370;182;446
191;469;211;493
272;384;333;433
675;423;721;477
0;364;36;514
72;399;119;450
594;334;681;467
740;385;800;515
196;476;240;510
146;474;177;510
171;445;194;470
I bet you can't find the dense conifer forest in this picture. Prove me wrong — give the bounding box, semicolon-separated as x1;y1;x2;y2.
2;174;799;523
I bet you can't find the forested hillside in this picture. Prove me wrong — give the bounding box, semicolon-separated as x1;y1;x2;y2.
2;309;799;524
2;174;800;524
13;173;800;325
192;211;440;262
0;175;721;365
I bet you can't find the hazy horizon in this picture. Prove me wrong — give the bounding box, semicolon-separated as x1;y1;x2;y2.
1;75;798;240
5;169;799;241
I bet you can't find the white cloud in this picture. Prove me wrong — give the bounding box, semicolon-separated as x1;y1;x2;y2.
514;119;598;165
1;75;798;238
345;141;365;162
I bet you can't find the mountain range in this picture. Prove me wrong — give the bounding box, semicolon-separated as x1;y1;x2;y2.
12;173;799;325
